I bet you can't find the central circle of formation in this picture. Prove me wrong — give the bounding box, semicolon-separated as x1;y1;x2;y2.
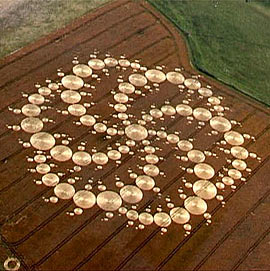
9;54;259;234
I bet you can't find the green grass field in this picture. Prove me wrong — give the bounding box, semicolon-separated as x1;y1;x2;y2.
148;0;270;106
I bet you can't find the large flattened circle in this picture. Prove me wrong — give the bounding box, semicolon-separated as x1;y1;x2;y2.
97;191;122;211
73;190;96;209
30;132;55;151
125;124;148;141
61;75;84;90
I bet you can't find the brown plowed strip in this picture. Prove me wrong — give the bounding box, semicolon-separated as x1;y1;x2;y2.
0;1;269;270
